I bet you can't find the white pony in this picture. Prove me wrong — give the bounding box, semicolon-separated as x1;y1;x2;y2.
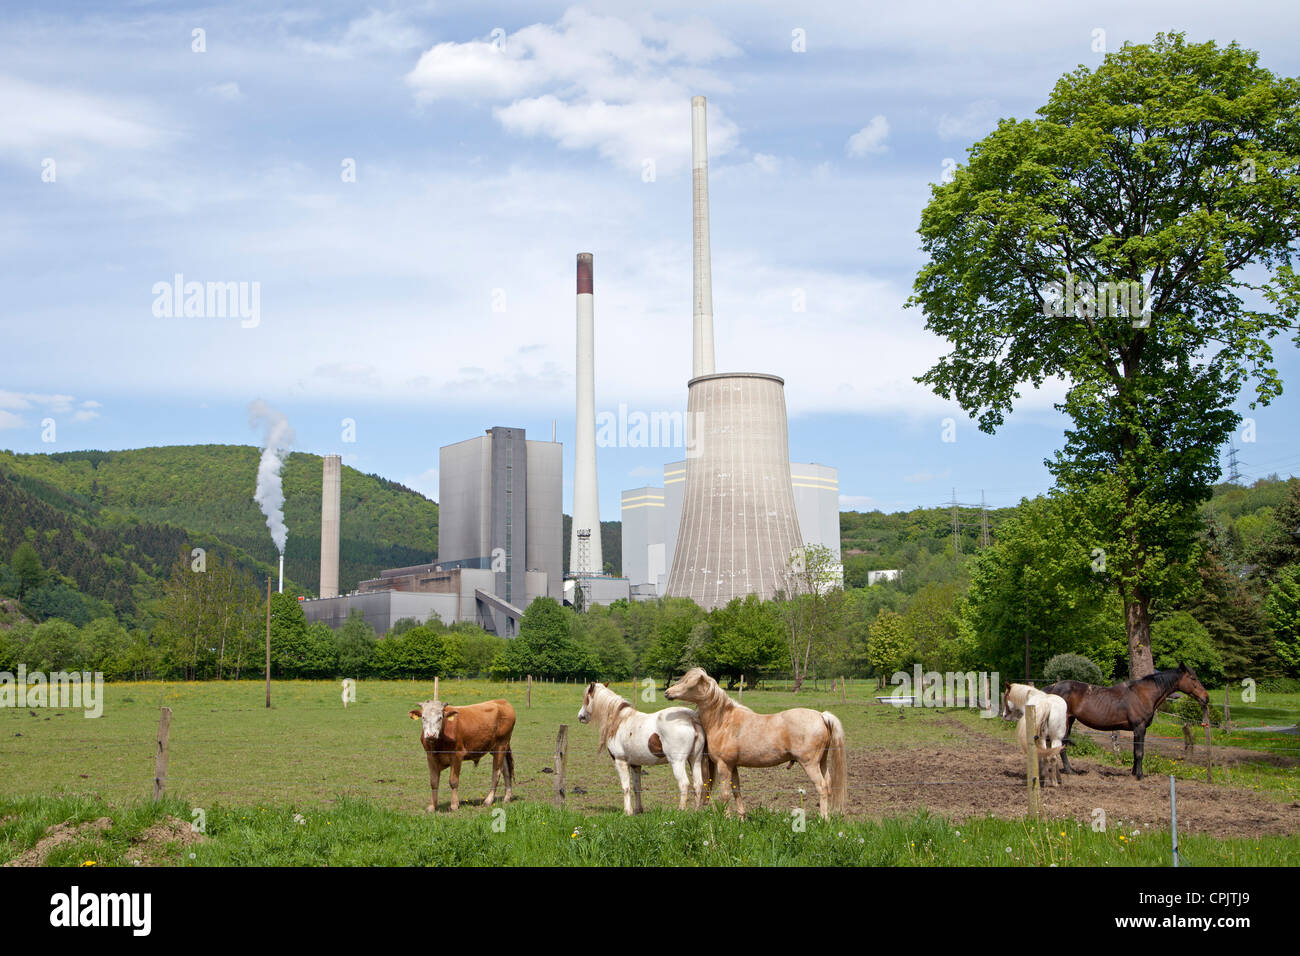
578;682;708;815
1013;690;1069;787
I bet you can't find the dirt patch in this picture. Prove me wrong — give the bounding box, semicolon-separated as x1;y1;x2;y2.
1076;726;1300;770
128;816;209;866
562;719;1298;838
3;816;112;867
841;744;1296;838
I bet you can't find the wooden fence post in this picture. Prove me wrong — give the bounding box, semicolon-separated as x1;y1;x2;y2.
1223;686;1231;732
433;676;439;701
527;675;532;709
153;706;172;801
1025;703;1041;819
739;674;744;703
553;724;569;808
1205;716;1213;784
1169;774;1180;867
841;676;847;705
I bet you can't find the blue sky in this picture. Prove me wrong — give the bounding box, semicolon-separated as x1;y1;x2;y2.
3;0;1299;521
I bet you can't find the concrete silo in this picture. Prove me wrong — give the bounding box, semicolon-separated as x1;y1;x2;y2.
319;454;341;598
665;96;803;611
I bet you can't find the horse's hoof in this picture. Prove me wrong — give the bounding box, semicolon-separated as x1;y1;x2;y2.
424;805;437;813
483;796;495;808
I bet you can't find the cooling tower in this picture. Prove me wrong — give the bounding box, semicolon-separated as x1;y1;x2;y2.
569;252;603;575
665;96;802;610
319;454;341;598
665;373;803;609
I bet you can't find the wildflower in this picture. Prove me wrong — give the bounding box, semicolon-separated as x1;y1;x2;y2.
80;860;96;867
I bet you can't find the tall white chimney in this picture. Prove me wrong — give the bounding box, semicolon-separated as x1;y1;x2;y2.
278;553;284;594
320;454;341;598
570;253;603;576
691;95;716;378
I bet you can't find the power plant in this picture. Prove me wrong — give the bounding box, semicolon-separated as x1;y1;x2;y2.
305;93;843;632
661;96;810;611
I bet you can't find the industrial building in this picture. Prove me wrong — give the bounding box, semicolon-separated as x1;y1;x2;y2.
660;96;808;612
304;426;563;637
624;461;842;597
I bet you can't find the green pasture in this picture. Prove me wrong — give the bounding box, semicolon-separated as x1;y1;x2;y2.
1;679;1296;866
2;794;1296;868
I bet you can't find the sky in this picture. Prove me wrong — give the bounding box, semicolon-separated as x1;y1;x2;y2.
2;0;1299;522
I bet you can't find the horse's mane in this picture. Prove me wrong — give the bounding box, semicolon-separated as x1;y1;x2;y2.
1123;668;1181;693
698;672;741;715
590;683;634;754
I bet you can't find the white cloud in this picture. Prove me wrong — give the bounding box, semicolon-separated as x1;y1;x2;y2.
937;99;1000;140
846;116;889;157
296;10;427;59
406;9;741;173
0;410;24;430
0;74;166;156
202;81;244;101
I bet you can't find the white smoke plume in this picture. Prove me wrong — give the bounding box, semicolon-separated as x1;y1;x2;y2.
249;400;296;554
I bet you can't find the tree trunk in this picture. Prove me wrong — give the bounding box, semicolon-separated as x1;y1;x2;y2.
1124;592;1155;679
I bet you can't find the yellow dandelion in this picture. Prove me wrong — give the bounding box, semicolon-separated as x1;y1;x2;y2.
80;860;96;867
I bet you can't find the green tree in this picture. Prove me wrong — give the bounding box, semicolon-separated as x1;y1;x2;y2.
778;543;845;692
911;33;1300;678
495;597;598;680
1265;564;1300;675
10;542;45;601
1151;610;1224;684
706;595;785;685
334;609;377;677
641;598;706;678
866;609;911;687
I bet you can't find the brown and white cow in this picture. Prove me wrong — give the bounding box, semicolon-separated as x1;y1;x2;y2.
409;698;516;812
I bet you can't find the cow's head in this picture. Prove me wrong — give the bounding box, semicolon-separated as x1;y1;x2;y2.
409;700;447;741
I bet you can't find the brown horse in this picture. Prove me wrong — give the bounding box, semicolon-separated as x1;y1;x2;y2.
665;667;848;819
1045;663;1209;779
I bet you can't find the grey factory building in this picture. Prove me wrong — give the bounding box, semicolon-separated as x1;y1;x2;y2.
303;425;563;637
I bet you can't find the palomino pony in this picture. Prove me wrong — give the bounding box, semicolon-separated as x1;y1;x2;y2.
664;667;848;820
1045;663;1209;779
578;682;708;815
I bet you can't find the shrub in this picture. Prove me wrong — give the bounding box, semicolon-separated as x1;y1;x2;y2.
1042;652;1103;685
1163;694;1224;728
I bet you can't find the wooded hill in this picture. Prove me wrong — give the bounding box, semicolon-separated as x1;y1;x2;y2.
0;446;439;626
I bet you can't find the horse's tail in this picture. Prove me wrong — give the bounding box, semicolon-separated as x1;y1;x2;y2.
821;712;848;814
505;746;515;781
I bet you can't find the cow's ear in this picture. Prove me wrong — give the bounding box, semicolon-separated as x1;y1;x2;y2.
409;709;422;720
602;681;609;687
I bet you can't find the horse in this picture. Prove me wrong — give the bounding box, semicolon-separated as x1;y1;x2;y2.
1016;693;1069;787
664;667;848;820
1045;663;1209;779
578;681;707;814
1000;682;1046;720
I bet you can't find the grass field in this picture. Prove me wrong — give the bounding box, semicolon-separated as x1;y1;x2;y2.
2;678;1297;866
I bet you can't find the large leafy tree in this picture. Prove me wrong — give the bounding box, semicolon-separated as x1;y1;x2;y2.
912;33;1300;677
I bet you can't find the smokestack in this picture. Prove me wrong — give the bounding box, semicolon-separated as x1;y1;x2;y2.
320;454;341;598
570;253;603;576
278;553;284;594
691;95;716;378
